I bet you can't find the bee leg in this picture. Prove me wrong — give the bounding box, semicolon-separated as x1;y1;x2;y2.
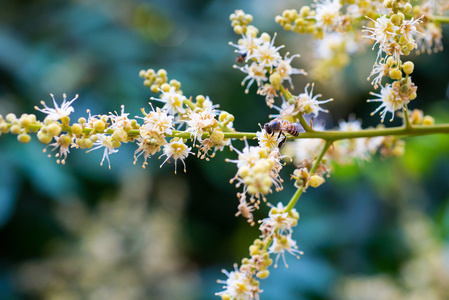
278;133;287;148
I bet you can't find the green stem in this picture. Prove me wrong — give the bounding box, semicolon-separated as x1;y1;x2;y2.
285;187;304;213
402;105;412;130
431;15;449;23
28;122;449;141
310;140;332;174
284;140;332;213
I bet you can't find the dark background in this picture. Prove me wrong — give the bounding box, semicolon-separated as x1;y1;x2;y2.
0;0;448;299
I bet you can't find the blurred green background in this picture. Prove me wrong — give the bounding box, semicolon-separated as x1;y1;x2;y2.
0;0;449;299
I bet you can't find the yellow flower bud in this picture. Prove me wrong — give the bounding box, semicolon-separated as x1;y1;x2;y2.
422;115;435;126
93;120;106;132
257;270;270;279
309;175;325;188
18;133;31;143
71;123;83;135
47;123;62;137
269;72;282;90
402;61;414;74
389;68;402;80
10;124;21;135
37;131;52;144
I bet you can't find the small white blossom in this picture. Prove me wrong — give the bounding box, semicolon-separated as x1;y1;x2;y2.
268;235;303;268
363;15;399;63
141;106;174;135
314;0;342;30
35;93;78;121
159;138;192;173
230;32;262;58
296;83;333;117
109;105;132;129
152;86;186;116
235;62;268;93
368;83;405;122
87;134;119;169
247;34;283;70
185;106;217;143
216;267;256;300
256;129;278;150
43;134;75;165
275;52;306;89
259;202;298;237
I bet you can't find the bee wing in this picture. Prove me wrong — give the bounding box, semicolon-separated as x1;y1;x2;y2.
277;104;295;120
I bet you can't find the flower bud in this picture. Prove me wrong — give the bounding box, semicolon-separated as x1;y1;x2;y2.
389;68;402;80
47;123;62;136
71;123;83;135
422;115;434;126
402;61;414;74
93;120;106;132
37;131;52;144
18;133;31;143
309;175;325;188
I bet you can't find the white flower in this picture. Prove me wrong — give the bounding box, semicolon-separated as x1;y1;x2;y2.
268;234;303;268
314;0;342;30
336;119;371;161
216;267;255;300
259;202;298;237
87;134;119;169
235;62;268;93
109;105;132;129
152;86;186;116
368;83;405;122
247;34;283;70
363;15;399;63
275;52;306;89
256;129;279;150
296;83;333;117
159;138;192;173
43;134;75;165
230;32;262;58
35;93;78;121
141;106;174;135
133;131;167;169
368;59;390;89
185;106;217;143
399;17;423;44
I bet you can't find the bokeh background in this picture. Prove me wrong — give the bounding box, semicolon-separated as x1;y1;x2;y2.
1;0;449;299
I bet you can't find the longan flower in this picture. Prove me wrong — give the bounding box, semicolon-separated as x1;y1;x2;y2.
295;83;333;117
368;83;405;122
229;31;262;58
235;62;268;94
363;15;398;63
314;0;342;31
268;235;303;268
152;85;186;116
247;34;284;70
109;105;132;129
86;134;119;169
43;134;75;165
275;52;306;89
259;202;299;237
185;106;217;143
256;129;278;150
35;93;78;121
216;266;259;300
133;130;167;169
141;105;174;135
159;138;192;174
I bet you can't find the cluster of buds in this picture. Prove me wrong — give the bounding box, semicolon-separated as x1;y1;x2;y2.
227;143;285;224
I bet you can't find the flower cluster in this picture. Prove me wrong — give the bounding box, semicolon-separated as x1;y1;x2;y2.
217;202;301;300
230;10;307;107
0;69;236;173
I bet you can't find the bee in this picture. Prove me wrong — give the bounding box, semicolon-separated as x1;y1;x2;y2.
263;105;304;148
235;52;247;63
